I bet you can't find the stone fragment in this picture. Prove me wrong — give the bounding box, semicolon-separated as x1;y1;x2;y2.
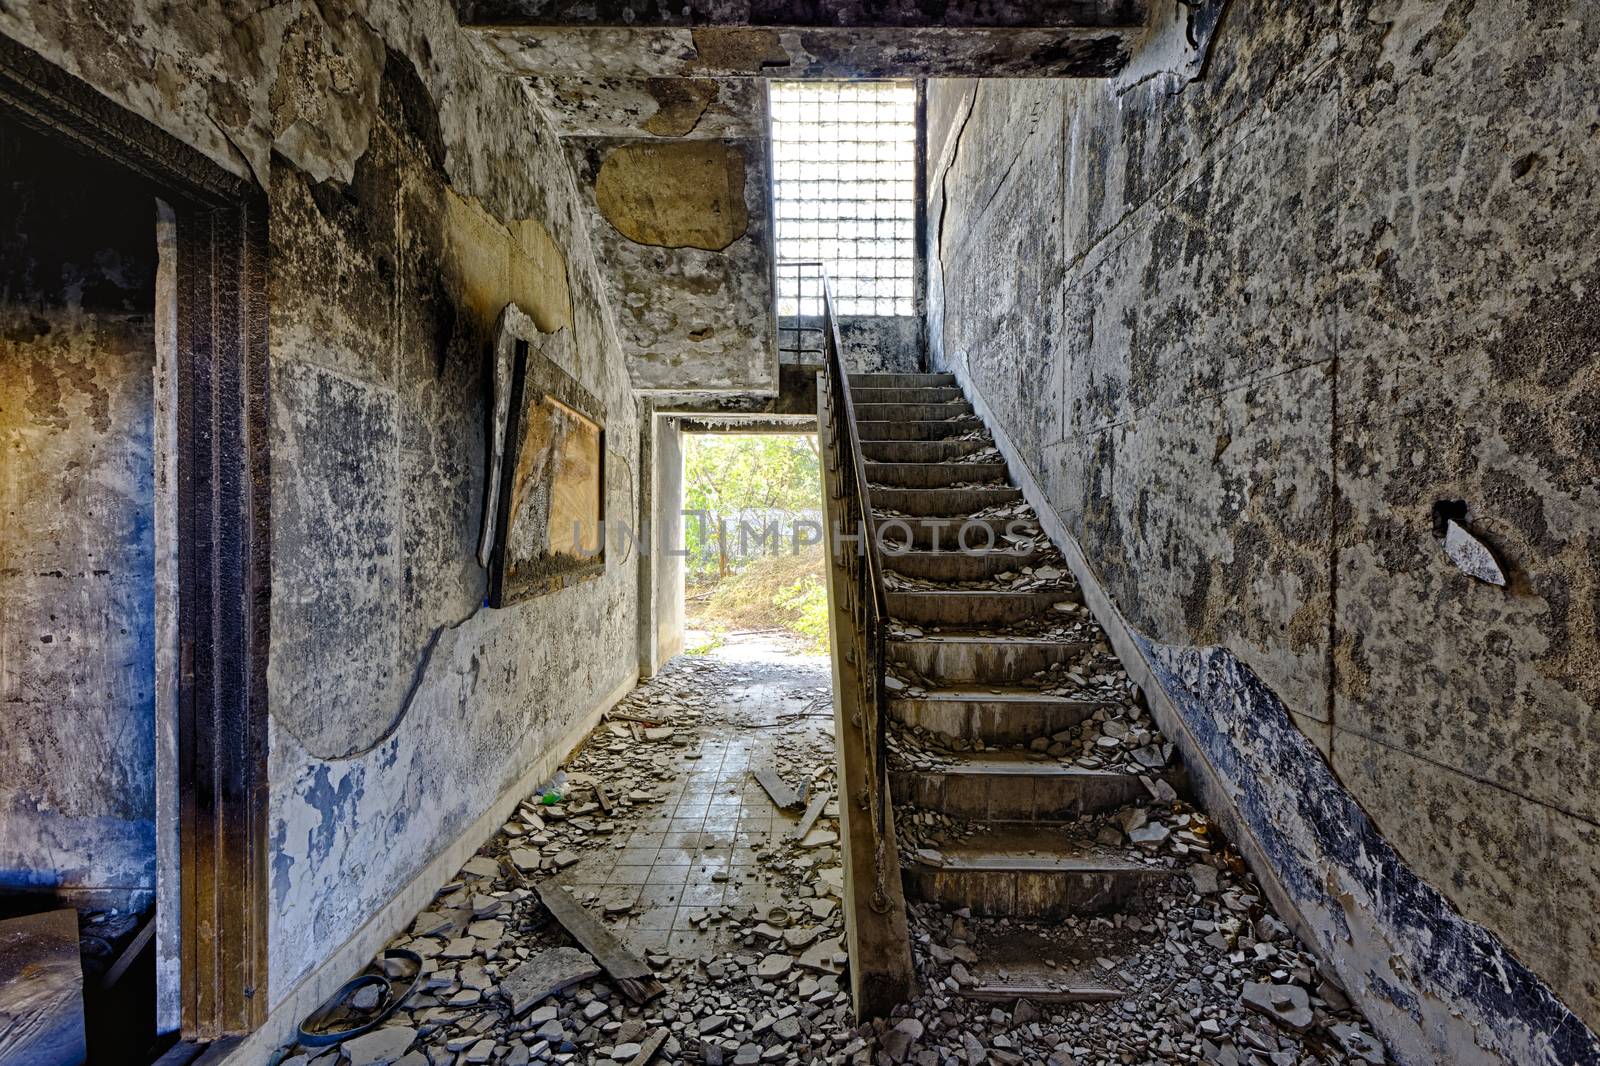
1331;1023;1387;1064
1443;519;1506;585
461;857;499;879
342;1025;417;1066
756;953;793;978
1241;981;1313;1032
501;947;602;1015
1188;864;1221;895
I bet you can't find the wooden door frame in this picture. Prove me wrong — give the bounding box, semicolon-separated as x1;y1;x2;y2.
0;36;272;1038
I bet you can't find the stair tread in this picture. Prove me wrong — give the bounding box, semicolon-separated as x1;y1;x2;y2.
888;587;1067;599
886;631;1089;647
897;752;1136;778
911;827;1165;873
893;685;1108;704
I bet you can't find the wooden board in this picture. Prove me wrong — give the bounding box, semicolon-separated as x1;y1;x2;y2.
793;791;831;840
753;767;804;811
623;1028;669;1066
0;909;85;1065
535;885;663;1003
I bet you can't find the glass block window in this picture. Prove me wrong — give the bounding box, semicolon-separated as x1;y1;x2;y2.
770;80;917;317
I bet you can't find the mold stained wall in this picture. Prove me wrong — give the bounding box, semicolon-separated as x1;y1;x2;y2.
0;115;159;911
927;0;1599;1035
0;0;642;1004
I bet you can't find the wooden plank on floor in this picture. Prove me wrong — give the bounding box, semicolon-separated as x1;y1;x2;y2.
624;1027;669;1066
535;884;663;1004
0;909;86;1065
793;791;831;840
753;767;804;811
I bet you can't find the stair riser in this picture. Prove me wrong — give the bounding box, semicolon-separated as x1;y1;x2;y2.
853;402;975;421
871;486;1021;516
886;549;1046;582
850;372;956;388
887;590;1074;626
855;420;984;441
889;639;1088;683
850;387;964;404
865;463;1009;489
888;699;1104;744
860;440;994;463
904;867;1156;919
876;517;1020;550
891;770;1146;820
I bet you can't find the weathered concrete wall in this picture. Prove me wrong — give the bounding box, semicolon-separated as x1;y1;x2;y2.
839;316;923;374
778;315;923;373
509;73;779;395
0;114;158;912
928;0;1600;1053
566;131;777;394
0;0;642;1016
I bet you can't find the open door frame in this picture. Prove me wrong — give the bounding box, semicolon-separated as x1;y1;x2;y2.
0;36;272;1039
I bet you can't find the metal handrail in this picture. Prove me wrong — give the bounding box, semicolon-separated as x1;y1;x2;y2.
776;259;827;363
817;267;895;912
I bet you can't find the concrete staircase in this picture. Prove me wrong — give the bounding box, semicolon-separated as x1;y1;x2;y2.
848;370;1177;1001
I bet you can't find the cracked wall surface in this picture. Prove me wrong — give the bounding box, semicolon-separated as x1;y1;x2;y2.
0;114;159;912
0;0;643;1010
504;70;778;396
928;0;1599;1051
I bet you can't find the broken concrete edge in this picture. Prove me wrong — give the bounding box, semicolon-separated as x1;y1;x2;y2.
212;673;637;1066
818;384;917;1020
1113;0;1228;94
949;364;1600;1066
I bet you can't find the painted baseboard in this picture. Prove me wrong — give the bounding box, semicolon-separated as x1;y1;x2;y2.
949;363;1600;1066
217;672;637;1065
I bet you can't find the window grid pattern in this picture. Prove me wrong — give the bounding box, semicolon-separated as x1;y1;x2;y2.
771;81;917;317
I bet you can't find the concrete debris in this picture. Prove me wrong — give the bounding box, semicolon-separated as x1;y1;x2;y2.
1443;519;1507;585
268;618;1392;1066
501;947;602;1015
1241;981;1314;1032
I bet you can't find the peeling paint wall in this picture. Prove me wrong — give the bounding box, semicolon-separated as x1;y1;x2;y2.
567;131;776;394
0;115;159;912
928;0;1600;1052
0;0;641;1011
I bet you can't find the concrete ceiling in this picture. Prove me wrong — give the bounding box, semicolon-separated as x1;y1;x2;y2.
461;1;1150;78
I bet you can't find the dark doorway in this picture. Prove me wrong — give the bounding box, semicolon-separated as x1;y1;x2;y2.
0;36;270;1053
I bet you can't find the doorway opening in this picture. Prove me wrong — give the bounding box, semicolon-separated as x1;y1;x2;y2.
680;431;827;659
0;37;270;1056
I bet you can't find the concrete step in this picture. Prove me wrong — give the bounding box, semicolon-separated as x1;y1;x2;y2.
884;548;1049;581
853;401;975;421
903;827;1168;918
876;516;1019;551
891;755;1145;820
865;461;1009;488
886;588;1074;626
860;439;995;463
870;485;1022;517
854;418;985;441
849;386;964;404
955;929;1124;1003
888;687;1108;744
888;633;1088;683
850;372;956;388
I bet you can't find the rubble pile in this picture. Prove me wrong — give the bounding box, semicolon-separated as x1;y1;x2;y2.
272;641;871;1066
863;849;1388;1066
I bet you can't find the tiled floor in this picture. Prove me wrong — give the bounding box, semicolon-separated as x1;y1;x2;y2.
555;633;834;962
